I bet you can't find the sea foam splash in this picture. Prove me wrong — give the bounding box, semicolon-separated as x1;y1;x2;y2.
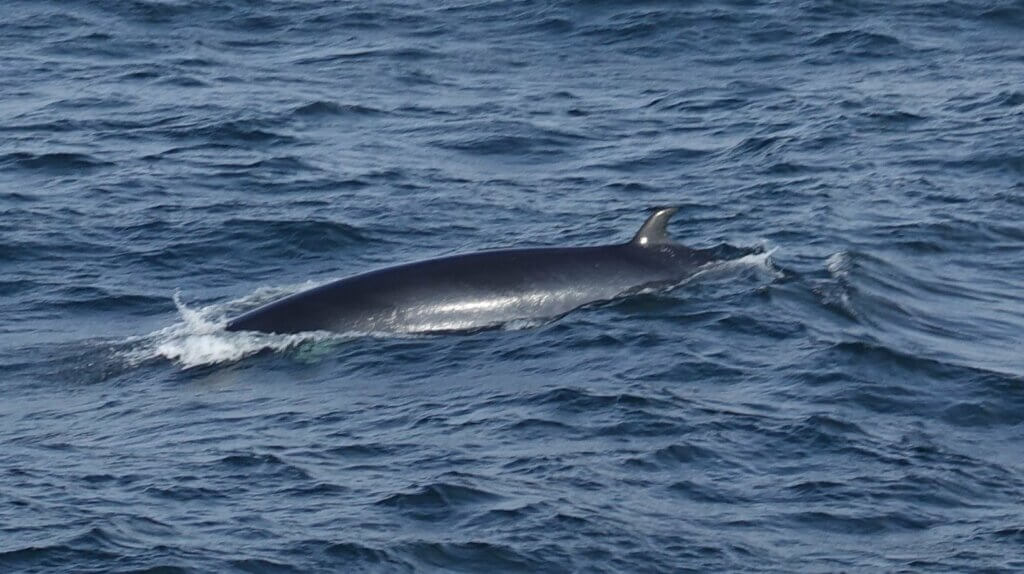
689;244;781;284
122;286;342;369
827;251;851;279
718;245;779;275
817;251;858;319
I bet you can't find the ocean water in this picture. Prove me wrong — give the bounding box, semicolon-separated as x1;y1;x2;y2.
2;0;1023;571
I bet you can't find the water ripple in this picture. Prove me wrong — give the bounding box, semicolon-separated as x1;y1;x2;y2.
2;0;1023;571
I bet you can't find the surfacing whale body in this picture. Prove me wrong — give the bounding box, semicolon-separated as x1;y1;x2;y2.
226;208;748;335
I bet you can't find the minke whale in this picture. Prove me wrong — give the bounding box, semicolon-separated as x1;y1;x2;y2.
225;208;752;335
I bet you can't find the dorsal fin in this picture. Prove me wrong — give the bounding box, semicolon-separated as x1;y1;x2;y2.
630;207;679;246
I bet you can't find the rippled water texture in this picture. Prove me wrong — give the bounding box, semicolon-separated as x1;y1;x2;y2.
2;1;1023;572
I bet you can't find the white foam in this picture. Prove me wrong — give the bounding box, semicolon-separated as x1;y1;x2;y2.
819;251;857;317
689;245;782;284
725;246;779;273
827;251;851;278
121;288;339;369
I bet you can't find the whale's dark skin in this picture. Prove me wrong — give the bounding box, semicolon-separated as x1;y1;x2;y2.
225;208;735;334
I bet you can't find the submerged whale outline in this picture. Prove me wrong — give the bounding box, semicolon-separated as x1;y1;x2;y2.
225;208;742;334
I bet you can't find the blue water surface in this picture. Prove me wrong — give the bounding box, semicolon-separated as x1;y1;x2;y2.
2;1;1023;572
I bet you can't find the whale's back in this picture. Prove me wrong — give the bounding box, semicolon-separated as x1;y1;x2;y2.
225;243;691;334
